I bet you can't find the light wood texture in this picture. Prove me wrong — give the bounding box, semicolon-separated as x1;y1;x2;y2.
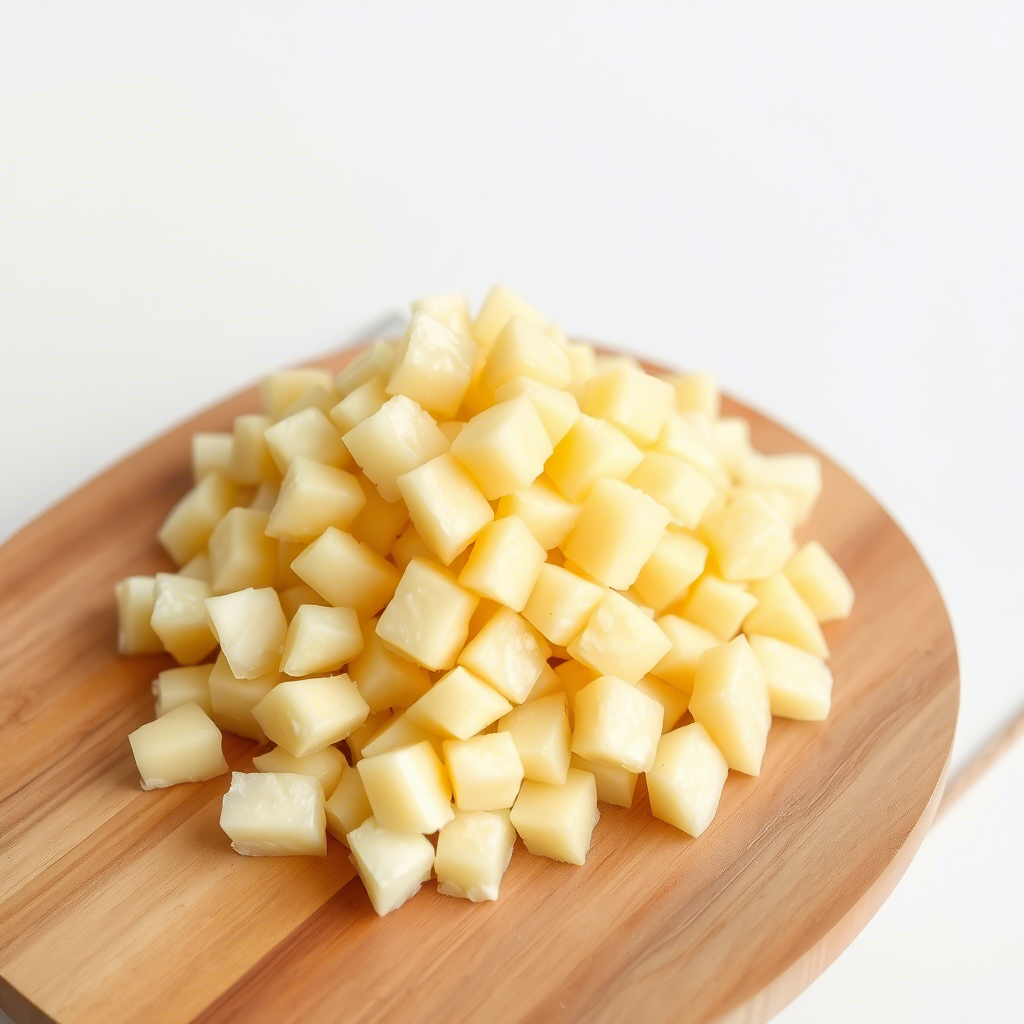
0;345;958;1024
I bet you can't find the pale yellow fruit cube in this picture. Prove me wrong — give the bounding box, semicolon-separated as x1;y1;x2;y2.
208;652;279;740
263;406;350;475
646;722;729;836
191;432;234;481
739;453;822;525
411;292;473;338
153;664;214;717
569;753;638;808
253;744;347;799
324;763;373;844
260;368;334;418
348;816;434;916
633;530;708;611
397;453;494;565
457;516;546;612
291;528;400;618
229;414;280;485
345;711;392;762
278;584;328;621
450;395;553;501
342;394;449;502
177;553;212;582
151;573;219;665
564;341;596;400
668;371;720;418
115;576;164;654
562;478;670;590
357;740;454;834
435;809;517;902
334;339;397;397
390;523;433;571
265;457;365;542
472;283;547;349
207;508;276;594
700;492;794;582
493;376;580;445
495;478;580;550
376;558;479;672
348;617;432;712
545;415;643;502
567;590;672;684
713;417;752;479
652;412;719;479
553;659;597;712
407;667;512;740
521;563;604;647
247;482;279;513
458;607;551;703
526;662;562;701
220;771;326;857
509;768;599;865
386;311;476;418
253;674;367;758
729;484;798;527
633;674;689;731
348;475;411;555
359;710;443;761
443;733;525;811
158;470;240;565
743;573;829;658
280;605;362;678
628;453;717;530
479;316;572;401
328;374;389;435
582;364;674;446
205;586;287;679
276;384;341;423
497;692;571;784
129;702;227;790
678;574;758;641
747;634;832;720
784;541;854;622
572;676;664;773
651;615;720;696
689;636;771;776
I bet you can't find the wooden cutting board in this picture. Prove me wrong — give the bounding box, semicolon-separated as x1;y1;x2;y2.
0;345;958;1024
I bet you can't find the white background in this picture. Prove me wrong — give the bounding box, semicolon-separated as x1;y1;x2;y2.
1;3;1022;1022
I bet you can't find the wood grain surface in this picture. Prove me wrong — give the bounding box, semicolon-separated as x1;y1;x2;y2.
0;345;959;1024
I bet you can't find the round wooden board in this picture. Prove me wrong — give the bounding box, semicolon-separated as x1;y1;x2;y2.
0;345;958;1024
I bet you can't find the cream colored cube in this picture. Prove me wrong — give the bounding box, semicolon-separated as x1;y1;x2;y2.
206;587;288;679
342;394;449;502
348;475;411;555
260;368;334;418
280;605;362;678
229;414;279;485
572;676;664;773
435;809;517;902
129;702;227;790
151;573;218;665
115;576;163;654
191;432;234;481
527;662;563;701
479;316;572;400
443;733;524;810
730;484;797;528
628;453;717;530
291;528;400;617
633;674;689;731
208;652;279;740
328;374;389;435
347;817;434;916
345;710;393;762
450;396;552;501
562;478;670;590
276;384;340;422
651;615;720;696
493;376;579;445
739;453;822;525
458;516;546;612
545;415;643;502
348;616;432;712
472;283;547;349
458;607;551;703
564;341;596;400
253;744;347;798
569;753;638;807
747;634;832;720
158;471;240;565
678;574;758;641
253;674;368;757
207;507;276;594
495;478;580;550
357;740;454;834
509;768;598;865
633;530;708;611
177;553;212;582
359;711;443;761
391;523;433;571
668;371;720;418
153;664;214;717
743;573;829;658
386;310;476;417
497;693;571;784
264;407;350;474
220;771;326;856
646;722;729;836
701;492;794;582
397;453;494;565
713;417;752;479
412;292;473;338
652;413;719;479
407;667;512;740
521;563;604;647
689;636;771;776
567;591;672;684
376;558;478;671
324;763;373;844
247;482;279;513
335;339;397;397
278;584;327;621
784;541;854;622
265;458;365;542
582;364;674;446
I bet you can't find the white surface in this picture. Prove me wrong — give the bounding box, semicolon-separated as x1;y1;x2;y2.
1;2;1021;1021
